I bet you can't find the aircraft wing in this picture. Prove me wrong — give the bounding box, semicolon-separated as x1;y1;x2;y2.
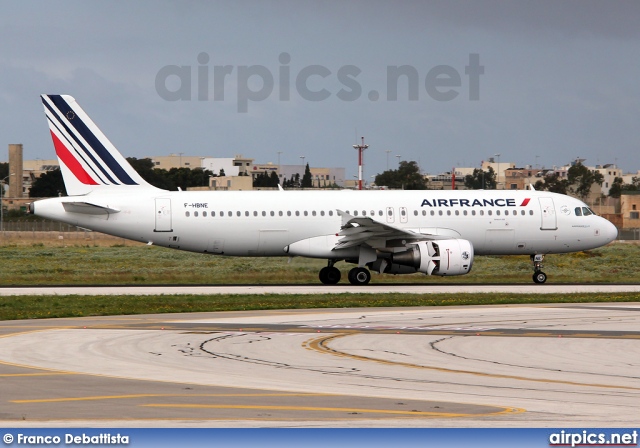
334;210;455;250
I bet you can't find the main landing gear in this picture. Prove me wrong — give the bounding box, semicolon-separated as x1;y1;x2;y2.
531;254;547;284
347;267;371;285
319;261;341;285
318;261;372;285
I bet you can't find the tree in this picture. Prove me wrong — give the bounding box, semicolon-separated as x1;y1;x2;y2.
608;177;624;198
126;157;174;190
610;176;639;197
301;163;313;188
29;168;67;197
374;161;428;190
567;162;604;199
463;167;496;190
534;172;568;195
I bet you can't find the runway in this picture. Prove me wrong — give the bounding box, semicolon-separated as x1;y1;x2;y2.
1;303;639;427
2;283;640;296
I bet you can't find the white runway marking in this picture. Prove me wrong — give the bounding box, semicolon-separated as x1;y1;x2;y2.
1;284;640;296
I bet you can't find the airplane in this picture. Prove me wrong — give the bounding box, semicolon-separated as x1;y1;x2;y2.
30;94;619;285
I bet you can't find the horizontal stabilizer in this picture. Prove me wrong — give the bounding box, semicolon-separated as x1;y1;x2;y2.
62;202;120;215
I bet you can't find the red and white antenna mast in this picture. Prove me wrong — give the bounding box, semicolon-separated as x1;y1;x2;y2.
352;136;369;190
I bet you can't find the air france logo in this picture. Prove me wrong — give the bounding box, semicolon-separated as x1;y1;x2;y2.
420;198;531;207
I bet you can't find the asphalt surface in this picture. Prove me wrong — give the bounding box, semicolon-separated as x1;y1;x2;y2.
1;303;639;427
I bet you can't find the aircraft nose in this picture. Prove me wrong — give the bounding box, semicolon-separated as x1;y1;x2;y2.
602;218;618;243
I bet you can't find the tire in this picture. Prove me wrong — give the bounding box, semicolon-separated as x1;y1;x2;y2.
325;267;341;284
533;271;547;284
348;267;371;285
319;267;330;284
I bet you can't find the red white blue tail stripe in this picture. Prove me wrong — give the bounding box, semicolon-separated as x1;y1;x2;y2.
41;95;151;195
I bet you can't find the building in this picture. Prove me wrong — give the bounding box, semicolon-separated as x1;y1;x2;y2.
621;192;640;229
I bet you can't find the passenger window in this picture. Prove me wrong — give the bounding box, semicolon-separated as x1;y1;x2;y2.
321;211;325;216
370;210;374;216
480;210;484;216
520;210;525;216
529;210;533;215
279;211;283;216
438;210;443;216
185;211;190;217
270;211;275;216
455;210;459;216
220;211;224;217
378;210;383;216
245;211;249;217
422;210;427;216
329;211;333;216
304;211;308;216
362;210;366;216
253;211;258;217
431;210;435;216
237;211;241;217
401;209;406;216
262;211;266;217
496;210;500;216
354;211;358;216
447;210;451;216
295;211;300;216
463;210;467;216
287;211;291;216
212;211;216;217
472;210;476;216
488;210;492;216
312;211;316;216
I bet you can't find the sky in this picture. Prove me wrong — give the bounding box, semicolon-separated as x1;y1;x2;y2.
1;1;639;180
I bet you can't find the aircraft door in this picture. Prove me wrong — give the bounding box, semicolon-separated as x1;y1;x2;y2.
155;198;173;232
538;197;557;230
386;207;394;223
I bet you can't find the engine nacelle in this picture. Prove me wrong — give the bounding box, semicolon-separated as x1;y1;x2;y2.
391;239;474;276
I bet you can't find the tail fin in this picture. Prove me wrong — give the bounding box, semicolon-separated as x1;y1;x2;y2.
41;94;157;196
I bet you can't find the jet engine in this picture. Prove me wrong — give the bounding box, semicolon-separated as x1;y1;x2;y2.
389;239;474;276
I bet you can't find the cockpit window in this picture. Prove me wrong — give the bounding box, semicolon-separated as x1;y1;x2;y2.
575;207;582;216
582;207;592;216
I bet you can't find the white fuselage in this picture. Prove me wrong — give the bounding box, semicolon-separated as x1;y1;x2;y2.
33;189;618;258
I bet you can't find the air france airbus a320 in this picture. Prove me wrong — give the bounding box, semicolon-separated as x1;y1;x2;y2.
31;95;618;285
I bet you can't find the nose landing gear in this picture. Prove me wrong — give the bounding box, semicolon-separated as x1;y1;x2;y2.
531;254;547;284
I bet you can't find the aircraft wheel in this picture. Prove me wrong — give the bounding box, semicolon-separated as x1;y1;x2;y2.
532;271;547;284
348;267;371;285
325;267;341;284
319;266;341;284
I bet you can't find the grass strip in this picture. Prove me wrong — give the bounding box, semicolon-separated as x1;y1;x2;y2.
1;292;639;321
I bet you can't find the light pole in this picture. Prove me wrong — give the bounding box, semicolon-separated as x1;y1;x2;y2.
494;153;501;189
396;155;401;166
352;137;369;191
385;150;391;170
